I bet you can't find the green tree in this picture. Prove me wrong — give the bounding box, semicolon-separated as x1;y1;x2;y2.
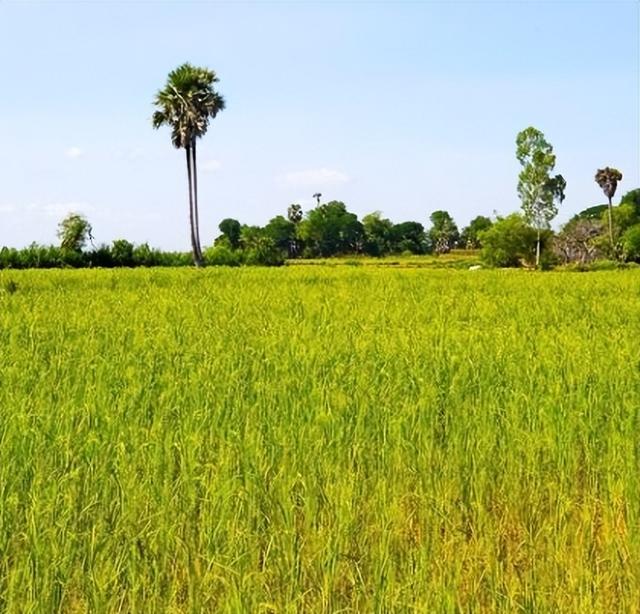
111;239;135;266
152;63;225;266
264;215;296;256
620;188;640;212
428;210;459;254
479;214;538;268
607;203;639;239
570;204;608;223
516;126;566;268
460;216;493;249
621;224;640;262
298;201;363;257
390;221;427;254
218;218;242;249
595;167;623;248
362;211;394;256
58;213;93;253
239;225;266;250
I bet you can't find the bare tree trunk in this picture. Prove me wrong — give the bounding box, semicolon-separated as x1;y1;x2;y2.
186;146;201;267
536;228;541;268
191;140;204;264
607;196;614;252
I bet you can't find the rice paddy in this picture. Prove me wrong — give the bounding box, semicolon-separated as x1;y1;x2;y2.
0;267;638;613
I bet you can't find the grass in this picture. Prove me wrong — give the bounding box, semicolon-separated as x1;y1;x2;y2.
286;249;482;269
0;267;638;612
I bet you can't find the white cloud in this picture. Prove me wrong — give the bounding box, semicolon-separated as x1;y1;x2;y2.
201;159;221;172
65;146;84;159
0;204;16;214
277;168;349;188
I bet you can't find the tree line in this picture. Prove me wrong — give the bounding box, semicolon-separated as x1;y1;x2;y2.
1;181;638;270
0;207;489;269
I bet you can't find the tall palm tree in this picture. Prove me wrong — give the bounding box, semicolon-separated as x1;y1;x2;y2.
595;167;623;248
152;63;225;266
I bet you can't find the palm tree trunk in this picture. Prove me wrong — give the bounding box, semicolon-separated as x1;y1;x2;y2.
191;140;203;263
607;196;614;251
185;146;200;266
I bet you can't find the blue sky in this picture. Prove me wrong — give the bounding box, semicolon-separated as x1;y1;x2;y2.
0;1;638;250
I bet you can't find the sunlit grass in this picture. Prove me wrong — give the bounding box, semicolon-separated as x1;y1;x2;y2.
286;249;481;269
0;267;638;612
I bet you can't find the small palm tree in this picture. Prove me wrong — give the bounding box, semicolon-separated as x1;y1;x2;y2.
152;63;225;266
595;167;623;248
313;193;322;206
287;204;303;257
287;203;303;224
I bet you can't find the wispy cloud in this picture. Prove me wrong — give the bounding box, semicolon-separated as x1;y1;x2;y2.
0;204;16;214
201;159;221;172
277;168;349;189
65;146;84;159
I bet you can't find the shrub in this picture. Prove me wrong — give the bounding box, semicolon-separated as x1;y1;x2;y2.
479;214;538;268
243;238;285;267
88;245;114;268
203;245;242;267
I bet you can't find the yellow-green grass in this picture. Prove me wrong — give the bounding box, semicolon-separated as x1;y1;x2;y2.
286;249;481;269
0;268;638;613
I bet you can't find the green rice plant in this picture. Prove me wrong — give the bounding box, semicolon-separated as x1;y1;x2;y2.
0;267;638;612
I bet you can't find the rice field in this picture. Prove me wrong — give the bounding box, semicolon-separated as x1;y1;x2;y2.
0;267;639;613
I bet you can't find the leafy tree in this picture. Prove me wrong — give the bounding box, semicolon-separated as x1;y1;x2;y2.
111;239;134;266
570;204;608;223
152;63;225;266
460;215;493;249
621;224;640;262
239;225;266;251
607;203;639;239
58;213;93;253
218;218;242;249
553;218;603;264
479;214;538;268
264;215;296;256
620;188;640;212
243;237;285;266
428;210;459;254
390;221;427;254
516;127;566;267
298;201;363;257
362;211;394;256
595;167;623;248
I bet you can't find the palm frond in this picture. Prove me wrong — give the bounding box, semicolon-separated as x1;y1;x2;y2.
152;63;225;147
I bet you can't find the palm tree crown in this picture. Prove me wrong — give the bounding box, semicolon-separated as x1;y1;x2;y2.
152;63;225;148
595;167;623;201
